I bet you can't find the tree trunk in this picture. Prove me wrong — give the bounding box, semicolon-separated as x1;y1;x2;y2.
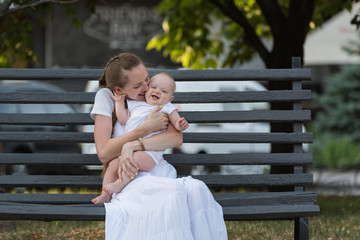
266;31;305;191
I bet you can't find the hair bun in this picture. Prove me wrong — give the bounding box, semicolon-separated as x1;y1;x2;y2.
98;75;106;87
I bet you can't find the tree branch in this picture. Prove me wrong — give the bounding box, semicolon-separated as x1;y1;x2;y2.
209;0;270;64
0;0;14;17
0;0;81;18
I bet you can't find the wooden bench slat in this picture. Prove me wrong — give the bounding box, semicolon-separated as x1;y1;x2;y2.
0;90;311;104
0;192;317;206
166;153;313;165
173;91;312;103
0;202;104;221
0;153;99;165
215;192;317;207
194;174;314;187
0;68;103;80
223;204;320;221
0;202;319;221
0;92;95;104
0;132;313;143
184;132;313;143
0;113;93;125
0;153;313;165
0;132;94;143
0;110;311;125
0;68;311;81
0;174;313;187
182;110;311;123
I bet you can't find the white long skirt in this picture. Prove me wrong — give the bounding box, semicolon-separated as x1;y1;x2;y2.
104;160;227;240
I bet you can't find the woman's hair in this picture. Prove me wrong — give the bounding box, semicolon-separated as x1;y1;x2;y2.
98;52;143;90
98;53;144;137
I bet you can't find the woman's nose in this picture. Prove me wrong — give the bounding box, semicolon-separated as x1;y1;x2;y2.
143;83;149;92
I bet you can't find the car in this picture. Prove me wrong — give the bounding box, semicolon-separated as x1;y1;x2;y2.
0;80;85;175
174;80;271;175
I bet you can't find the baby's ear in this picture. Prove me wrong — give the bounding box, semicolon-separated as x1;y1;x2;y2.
170;96;174;102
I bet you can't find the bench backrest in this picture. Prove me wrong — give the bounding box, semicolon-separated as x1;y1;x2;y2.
0;64;312;194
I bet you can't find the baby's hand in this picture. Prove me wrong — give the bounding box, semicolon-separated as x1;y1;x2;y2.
176;117;189;131
110;92;126;103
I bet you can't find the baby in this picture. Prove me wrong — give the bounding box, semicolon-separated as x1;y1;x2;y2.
92;72;188;204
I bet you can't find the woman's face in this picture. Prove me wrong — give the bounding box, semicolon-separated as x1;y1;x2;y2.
119;64;150;101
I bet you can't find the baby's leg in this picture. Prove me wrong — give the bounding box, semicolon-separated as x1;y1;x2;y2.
134;151;157;171
92;158;119;204
103;151;156;194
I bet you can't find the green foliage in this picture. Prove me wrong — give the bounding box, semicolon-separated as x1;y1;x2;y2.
313;64;360;142
311;132;360;169
312;0;353;28
0;11;37;67
0;0;98;67
147;0;221;68
147;0;262;69
147;0;358;69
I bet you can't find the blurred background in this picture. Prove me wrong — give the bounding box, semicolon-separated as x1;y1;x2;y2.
1;0;360;196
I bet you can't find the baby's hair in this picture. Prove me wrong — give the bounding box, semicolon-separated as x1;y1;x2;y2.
154;72;176;93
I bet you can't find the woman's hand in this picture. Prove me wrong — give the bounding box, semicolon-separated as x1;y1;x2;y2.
118;141;139;181
142;106;169;133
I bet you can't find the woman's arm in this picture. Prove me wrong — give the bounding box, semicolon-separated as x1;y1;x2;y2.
94;106;170;164
118;123;183;179
143;122;183;150
94;114;150;164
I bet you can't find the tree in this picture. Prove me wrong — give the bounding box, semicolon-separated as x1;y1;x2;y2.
147;0;359;180
147;0;356;69
314;64;360;142
0;0;97;67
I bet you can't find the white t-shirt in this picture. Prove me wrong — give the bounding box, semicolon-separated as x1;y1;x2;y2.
90;88;125;138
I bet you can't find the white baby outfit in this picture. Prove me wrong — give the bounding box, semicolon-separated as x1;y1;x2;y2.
125;100;177;165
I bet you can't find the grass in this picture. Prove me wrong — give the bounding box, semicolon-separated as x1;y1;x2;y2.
0;195;359;240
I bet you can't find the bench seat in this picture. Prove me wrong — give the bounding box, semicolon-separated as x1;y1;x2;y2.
0;192;319;221
0;63;319;239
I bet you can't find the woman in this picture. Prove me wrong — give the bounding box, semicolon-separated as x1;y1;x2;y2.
91;53;227;239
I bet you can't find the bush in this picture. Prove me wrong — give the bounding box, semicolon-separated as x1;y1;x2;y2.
310;132;360;169
313;64;360;142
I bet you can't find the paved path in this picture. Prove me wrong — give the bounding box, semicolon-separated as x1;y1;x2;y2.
310;170;360;195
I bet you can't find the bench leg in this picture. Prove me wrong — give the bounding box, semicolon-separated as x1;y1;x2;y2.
294;217;309;240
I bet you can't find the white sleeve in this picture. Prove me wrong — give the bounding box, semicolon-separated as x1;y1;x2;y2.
162;102;178;114
126;100;136;112
90;88;114;120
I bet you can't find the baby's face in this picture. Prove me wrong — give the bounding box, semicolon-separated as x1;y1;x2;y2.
145;75;175;106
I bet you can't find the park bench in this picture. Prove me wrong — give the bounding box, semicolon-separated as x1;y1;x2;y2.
0;57;319;239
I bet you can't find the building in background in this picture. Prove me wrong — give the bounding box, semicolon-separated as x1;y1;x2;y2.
29;1;360;92
304;4;360;93
32;0;178;91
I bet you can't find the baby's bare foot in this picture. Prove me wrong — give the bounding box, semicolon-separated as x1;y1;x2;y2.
92;192;111;204
103;180;124;194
